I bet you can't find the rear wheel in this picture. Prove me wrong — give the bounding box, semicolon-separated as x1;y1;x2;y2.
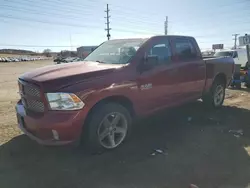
203;79;226;108
85;103;132;153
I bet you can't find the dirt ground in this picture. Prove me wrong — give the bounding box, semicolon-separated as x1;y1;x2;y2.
0;61;250;188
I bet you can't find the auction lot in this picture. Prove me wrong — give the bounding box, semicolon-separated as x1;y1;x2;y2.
1;60;250;188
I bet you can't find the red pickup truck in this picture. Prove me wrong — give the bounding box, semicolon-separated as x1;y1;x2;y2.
16;35;234;151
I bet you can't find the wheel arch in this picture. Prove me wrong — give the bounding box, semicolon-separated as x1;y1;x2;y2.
84;95;135;129
213;72;227;87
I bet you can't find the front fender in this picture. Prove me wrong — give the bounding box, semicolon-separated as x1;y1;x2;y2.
60;80;139;113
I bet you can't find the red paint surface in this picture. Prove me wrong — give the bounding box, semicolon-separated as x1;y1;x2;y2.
16;36;234;145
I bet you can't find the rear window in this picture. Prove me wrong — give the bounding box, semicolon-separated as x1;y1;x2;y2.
175;38;197;60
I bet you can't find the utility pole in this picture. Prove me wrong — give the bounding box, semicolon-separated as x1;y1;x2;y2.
105;4;111;40
245;34;250;68
164;16;168;35
69;30;72;51
232;34;239;49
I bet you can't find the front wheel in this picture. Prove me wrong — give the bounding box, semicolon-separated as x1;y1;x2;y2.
203;80;226;108
85;103;132;153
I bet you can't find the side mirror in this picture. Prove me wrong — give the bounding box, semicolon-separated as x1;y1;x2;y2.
143;55;158;70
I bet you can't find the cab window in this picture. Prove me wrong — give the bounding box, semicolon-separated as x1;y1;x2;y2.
147;41;172;65
175;38;197;60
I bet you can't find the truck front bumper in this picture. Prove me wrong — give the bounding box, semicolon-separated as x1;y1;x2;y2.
15;100;88;146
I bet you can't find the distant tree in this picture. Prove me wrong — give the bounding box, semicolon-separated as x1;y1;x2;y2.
43;49;52;57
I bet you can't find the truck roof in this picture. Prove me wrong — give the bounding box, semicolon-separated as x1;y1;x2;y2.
108;35;195;42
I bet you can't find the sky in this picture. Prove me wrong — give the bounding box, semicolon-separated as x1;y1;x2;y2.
0;0;250;52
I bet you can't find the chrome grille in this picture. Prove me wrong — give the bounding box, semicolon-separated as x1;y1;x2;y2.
26;99;44;112
19;81;40;97
19;80;44;113
24;85;40;97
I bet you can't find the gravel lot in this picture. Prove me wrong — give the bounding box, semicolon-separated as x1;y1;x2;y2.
0;60;250;188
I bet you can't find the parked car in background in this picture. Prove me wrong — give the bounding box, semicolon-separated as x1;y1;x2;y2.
53;57;65;63
1;57;6;62
0;55;48;63
71;57;85;62
214;48;249;69
11;58;19;62
55;57;84;64
16;35;234;152
6;57;12;62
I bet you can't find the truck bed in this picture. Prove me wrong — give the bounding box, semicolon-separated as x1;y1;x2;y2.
203;56;234;65
203;56;234;90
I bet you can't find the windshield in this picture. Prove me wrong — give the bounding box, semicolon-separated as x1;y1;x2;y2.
84;39;147;64
214;51;234;57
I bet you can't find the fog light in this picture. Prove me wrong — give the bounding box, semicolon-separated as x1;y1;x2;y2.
52;130;59;140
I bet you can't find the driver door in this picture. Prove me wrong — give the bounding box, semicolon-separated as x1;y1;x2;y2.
136;38;180;113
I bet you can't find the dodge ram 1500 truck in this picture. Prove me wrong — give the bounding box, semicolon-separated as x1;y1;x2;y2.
16;35;234;151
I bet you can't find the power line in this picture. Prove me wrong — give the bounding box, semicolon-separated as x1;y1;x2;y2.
1;10;249;38
1;4;164;30
6;0;98;14
0;5;164;33
6;0;245;24
4;0;250;30
2;0;101;21
1;13;248;40
0;4;93;21
0;14;161;35
110;0;250;20
1;4;167;31
25;0;249;19
4;0;250;26
1;0;250;50
3;3;248;35
0;44;80;47
0;14;102;29
3;1;164;26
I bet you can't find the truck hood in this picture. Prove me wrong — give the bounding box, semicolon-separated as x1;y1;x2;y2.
19;61;123;91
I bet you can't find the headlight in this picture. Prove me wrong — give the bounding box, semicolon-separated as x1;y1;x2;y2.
46;93;84;110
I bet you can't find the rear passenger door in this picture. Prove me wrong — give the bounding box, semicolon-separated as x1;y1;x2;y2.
173;37;206;101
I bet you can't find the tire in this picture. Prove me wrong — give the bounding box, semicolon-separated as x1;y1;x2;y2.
84;103;132;153
202;79;226;108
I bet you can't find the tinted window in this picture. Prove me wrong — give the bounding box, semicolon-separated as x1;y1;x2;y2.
148;41;172;64
233;51;238;58
214;51;234;57
175;39;197;60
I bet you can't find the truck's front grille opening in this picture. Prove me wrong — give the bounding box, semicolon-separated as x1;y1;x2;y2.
19;80;45;113
21;98;45;112
23;84;40;97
